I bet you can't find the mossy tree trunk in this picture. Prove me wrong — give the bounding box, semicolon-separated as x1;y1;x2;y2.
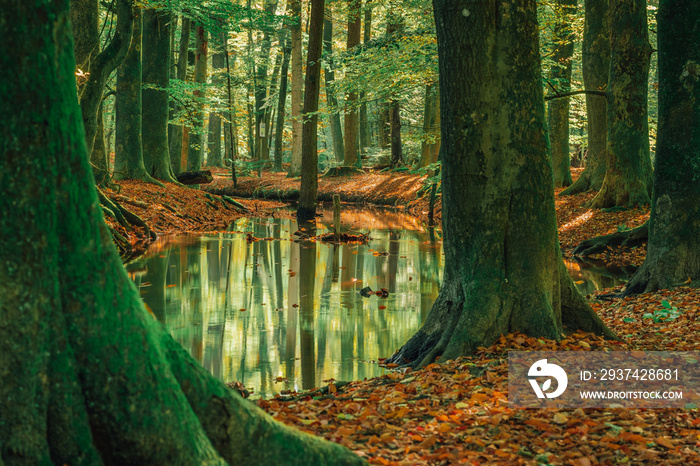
323;6;345;163
169;17;191;175
560;0;609;195
343;0;362;168
546;0;576;188
113;8;161;185
623;0;700;294
254;0;279;166
589;0;653;208
298;0;325;221
0;2;365;464
359;6;372;154
187;25;208;173
389;0;614;367
142;8;178;183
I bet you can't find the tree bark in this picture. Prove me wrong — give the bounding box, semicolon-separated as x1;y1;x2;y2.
389;0;614;367
389;99;403;168
420;83;440;167
547;0;576;188
298;0;325;221
142;8;177;183
622;0;700;294
343;0;362;168
323;6;345;164
0;2;366;463
359;6;372;154
187;25;208;174
560;0;609;195
169;17;191;174
113;8;161;185
254;0;280;166
589;0;653;208
288;0;303;177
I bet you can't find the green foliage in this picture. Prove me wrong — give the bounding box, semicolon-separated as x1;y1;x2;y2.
643;300;681;323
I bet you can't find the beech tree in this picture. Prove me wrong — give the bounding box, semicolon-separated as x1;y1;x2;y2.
389;0;613;366
298;0;325;220
0;1;364;463
620;0;700;294
560;0;609;195
287;0;303;177
169;16;191;174
343;0;362;168
187;24;208;172
588;0;653;207
323;3;345;163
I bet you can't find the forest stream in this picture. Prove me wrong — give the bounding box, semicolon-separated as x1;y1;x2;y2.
126;207;636;399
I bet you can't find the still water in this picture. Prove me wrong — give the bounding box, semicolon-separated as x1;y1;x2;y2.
126;208;632;399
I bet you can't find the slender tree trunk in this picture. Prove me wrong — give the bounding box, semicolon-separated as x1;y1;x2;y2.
264;50;283;160
359;6;372;153
298;0;325;221
187;25;208;173
389;99;403;168
560;0;609;196
224;37;238;185
0;2;366;462
113;9;161;185
255;0;280;166
623;0;700;294
589;0;653;208
208;30;226;168
92;103;111;186
274;33;291;172
547;0;576;188
169;17;191;174
288;0;303;177
343;0;362;168
389;0;613;367
142;9;177;183
323;6;344;163
420;83;440;167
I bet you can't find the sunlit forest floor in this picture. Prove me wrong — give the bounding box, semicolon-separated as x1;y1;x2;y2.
105;168;700;465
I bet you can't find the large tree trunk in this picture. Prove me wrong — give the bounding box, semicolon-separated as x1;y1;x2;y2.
298;0;325;221
389;0;613;367
187;25;208;173
169;17;191;175
546;0;576;188
287;0;303;177
0;2;365;464
560;0;609;196
622;0;700;294
323;6;345;163
142;8;178;183
343;0;362;168
113;8;161;185
589;0;653;208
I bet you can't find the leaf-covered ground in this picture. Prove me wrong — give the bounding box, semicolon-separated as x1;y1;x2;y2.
109;169;700;465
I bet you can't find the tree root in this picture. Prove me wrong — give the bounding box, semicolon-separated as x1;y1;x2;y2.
97;188;158;256
572;221;648;257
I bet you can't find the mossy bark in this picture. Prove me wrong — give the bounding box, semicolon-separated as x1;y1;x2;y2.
142;8;177;183
288;0;303;177
560;0;609;195
623;0;700;294
169;17;191;175
589;0;653;208
390;1;614;367
0;2;365;464
547;0;577;188
208;31;226;168
420;83;440;168
274;33;291;172
298;0;325;221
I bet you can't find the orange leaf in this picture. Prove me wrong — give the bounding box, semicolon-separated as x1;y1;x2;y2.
656;437;676;449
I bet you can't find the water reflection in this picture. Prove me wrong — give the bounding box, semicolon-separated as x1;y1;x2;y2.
127;208;443;398
127;208;632;399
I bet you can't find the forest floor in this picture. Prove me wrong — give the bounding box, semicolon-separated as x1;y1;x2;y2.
105;168;700;465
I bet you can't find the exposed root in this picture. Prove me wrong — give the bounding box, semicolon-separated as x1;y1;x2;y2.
572;221;648;257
